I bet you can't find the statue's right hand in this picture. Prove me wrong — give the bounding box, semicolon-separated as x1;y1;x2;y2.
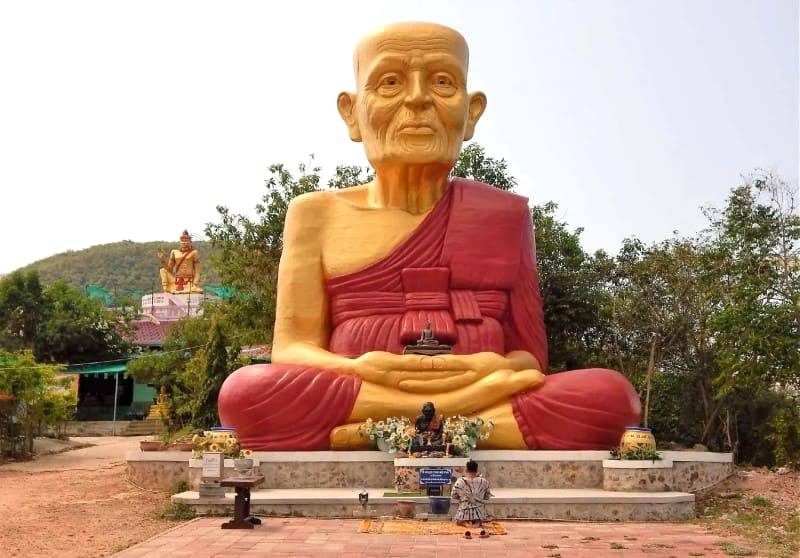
156;248;164;258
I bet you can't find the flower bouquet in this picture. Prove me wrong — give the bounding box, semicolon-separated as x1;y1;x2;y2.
442;415;494;456
357;416;414;453
191;431;253;460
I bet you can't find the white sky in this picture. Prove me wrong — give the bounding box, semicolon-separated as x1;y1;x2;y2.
1;0;797;274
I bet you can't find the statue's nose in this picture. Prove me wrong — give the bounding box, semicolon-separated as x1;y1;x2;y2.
404;71;432;108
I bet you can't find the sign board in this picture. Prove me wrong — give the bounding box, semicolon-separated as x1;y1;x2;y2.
419;468;453;486
201;451;223;479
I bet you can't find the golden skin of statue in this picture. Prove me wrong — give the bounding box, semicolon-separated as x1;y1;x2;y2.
270;22;545;450
157;232;203;294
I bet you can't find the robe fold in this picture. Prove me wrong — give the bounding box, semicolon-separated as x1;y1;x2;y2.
218;178;640;450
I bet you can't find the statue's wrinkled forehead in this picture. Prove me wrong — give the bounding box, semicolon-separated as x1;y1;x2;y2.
353;22;469;82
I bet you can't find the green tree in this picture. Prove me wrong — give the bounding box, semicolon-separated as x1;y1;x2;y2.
0;350;76;456
327;164;374;190
190;320;239;429
126;314;243;430
0;271;46;351
451;143;517;191
701;172;800;463
603;172;800;465
703;173;800;395
35;281;132;364
532;202;614;371
606;237;711;445
0;273;131;365
205;162;322;345
126;316;211;394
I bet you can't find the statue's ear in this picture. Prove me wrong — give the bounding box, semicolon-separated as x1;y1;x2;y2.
463;91;487;141
337;91;362;142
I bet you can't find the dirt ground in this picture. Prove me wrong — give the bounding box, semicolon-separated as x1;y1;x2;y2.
696;466;800;556
0;464;179;558
0;443;797;558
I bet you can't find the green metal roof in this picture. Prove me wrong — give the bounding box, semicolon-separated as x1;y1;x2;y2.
65;362;128;375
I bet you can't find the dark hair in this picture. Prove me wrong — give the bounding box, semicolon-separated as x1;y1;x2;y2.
466;459;478;472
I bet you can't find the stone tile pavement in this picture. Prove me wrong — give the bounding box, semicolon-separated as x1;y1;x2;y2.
113;517;762;557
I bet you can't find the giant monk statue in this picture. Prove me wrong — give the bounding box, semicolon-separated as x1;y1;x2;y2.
218;22;641;450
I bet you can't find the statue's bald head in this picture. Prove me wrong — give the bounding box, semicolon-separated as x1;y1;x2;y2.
338;21;486;164
352;22;470;87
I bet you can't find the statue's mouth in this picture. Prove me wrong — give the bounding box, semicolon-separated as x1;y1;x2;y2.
398;124;435;135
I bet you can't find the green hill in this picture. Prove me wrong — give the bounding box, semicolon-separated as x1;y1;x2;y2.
16;240;221;294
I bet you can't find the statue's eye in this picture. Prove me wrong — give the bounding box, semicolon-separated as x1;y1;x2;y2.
431;73;456;95
378;74;402;95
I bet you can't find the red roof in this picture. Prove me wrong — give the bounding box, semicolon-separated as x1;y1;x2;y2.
130;319;172;346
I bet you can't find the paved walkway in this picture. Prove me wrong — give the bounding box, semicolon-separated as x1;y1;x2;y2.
114;517;758;557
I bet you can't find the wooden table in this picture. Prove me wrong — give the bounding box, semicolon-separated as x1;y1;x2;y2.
219;475;265;529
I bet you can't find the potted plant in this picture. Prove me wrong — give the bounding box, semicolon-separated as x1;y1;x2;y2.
609;445;662;461
191;429;254;476
619;425;657;455
604;444;671;492
139;439;166;451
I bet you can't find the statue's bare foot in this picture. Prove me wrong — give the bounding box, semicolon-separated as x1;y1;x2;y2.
329;423;373;450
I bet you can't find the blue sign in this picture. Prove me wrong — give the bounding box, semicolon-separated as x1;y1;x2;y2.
419;468;453;485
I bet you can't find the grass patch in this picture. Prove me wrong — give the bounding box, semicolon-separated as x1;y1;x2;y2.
748;496;772;507
541;544;558;549
154;501;196;521
581;536;599;542
643;543;675;549
788;515;800;533
382;491;425;497
729;512;764;527
716;542;757;556
609;542;626;549
688;553;705;556
547;554;561;558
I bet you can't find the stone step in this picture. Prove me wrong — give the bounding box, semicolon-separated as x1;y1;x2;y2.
124;420;165;436
172;487;695;521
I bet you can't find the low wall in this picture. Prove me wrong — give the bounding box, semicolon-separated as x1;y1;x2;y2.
602;452;734;492
63;420;132;437
127;449;734;494
127;451;191;492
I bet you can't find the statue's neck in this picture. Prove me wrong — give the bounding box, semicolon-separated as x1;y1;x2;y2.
369;163;451;214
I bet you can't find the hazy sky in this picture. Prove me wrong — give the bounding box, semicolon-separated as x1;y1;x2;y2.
1;0;797;274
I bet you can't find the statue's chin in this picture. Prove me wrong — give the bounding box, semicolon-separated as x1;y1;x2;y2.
366;147;457;170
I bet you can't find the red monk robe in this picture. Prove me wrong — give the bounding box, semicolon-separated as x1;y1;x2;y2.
218;179;641;450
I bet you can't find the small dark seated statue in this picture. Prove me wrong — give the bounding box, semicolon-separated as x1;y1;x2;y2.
403;321;452;356
413;401;445;451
